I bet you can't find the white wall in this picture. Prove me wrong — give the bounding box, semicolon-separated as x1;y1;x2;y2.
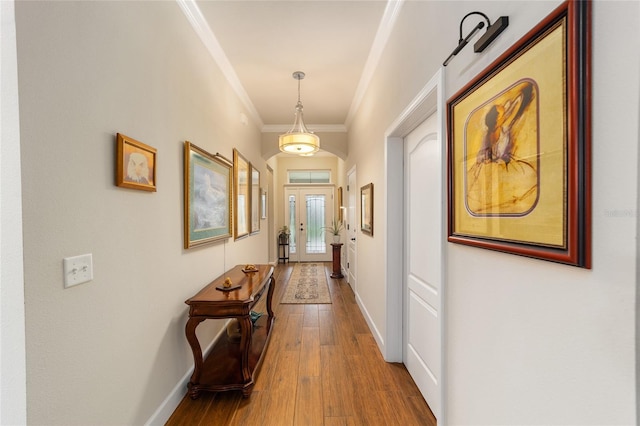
637;6;640;423
0;0;27;424
15;1;267;424
348;0;638;423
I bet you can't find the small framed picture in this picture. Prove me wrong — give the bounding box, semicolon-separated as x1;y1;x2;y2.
361;183;373;236
116;133;157;192
233;149;251;240
250;165;260;234
261;188;267;220
337;186;344;222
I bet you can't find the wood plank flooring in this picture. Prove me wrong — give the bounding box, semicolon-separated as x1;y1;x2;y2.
166;262;436;426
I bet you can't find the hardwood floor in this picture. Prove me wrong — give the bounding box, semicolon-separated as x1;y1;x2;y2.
166;262;436;426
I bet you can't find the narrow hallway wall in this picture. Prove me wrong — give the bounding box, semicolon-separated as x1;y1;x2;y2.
347;0;639;423
15;2;267;424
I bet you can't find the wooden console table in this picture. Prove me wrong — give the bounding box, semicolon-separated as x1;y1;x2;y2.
184;264;275;399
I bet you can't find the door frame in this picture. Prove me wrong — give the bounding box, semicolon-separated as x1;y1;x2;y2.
384;68;446;422
1;1;28;422
266;165;275;264
346;166;357;291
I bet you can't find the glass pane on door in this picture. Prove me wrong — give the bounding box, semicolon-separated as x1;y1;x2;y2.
305;194;326;254
288;194;297;254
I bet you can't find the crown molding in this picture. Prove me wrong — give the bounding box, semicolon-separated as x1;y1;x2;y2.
345;0;404;128
177;0;264;129
178;0;403;131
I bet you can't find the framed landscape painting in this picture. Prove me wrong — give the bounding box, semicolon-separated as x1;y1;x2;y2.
446;0;591;268
183;142;232;248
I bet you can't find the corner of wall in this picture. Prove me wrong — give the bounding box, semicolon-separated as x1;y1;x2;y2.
0;1;27;424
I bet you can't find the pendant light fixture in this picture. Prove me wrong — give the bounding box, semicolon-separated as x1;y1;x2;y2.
279;71;320;155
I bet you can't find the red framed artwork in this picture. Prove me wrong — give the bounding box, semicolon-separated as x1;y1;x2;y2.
446;1;591;268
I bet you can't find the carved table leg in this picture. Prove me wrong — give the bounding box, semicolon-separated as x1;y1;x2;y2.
239;315;253;395
185;317;205;399
267;276;276;316
242;384;254;398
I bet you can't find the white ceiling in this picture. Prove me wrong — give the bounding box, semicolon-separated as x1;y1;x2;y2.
181;0;401;131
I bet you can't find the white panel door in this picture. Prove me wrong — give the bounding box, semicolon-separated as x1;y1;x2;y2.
346;169;357;290
284;187;333;263
404;113;442;419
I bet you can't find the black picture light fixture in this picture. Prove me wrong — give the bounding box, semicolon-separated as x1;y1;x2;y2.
443;12;509;66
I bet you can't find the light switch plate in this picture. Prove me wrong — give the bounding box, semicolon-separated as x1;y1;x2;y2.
63;254;93;288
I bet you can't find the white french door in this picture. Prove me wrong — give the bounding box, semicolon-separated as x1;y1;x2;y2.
284;187;333;262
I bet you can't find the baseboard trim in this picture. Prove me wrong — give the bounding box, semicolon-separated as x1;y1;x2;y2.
354;291;386;357
144;323;228;425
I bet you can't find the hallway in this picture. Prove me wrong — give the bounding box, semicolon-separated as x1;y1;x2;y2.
167;262;436;425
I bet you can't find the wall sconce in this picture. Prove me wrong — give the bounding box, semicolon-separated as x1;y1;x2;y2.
443;12;509;67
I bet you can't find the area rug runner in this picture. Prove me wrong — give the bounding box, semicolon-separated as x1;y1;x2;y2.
281;262;332;304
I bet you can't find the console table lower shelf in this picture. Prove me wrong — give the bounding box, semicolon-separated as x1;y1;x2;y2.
184;264;275;399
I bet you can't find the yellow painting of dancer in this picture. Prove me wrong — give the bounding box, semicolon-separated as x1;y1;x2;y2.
451;21;566;248
465;79;539;216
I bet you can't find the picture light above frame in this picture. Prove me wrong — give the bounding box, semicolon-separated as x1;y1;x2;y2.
443;11;510;66
446;1;591;268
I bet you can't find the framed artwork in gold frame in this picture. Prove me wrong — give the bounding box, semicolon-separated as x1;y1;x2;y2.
116;133;157;192
183;142;232;248
361;183;373;236
261;188;267;220
250;165;260;234
446;1;591;268
233;149;251;240
337;186;344;222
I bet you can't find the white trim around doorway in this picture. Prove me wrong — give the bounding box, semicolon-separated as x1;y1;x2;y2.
383;67;446;423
